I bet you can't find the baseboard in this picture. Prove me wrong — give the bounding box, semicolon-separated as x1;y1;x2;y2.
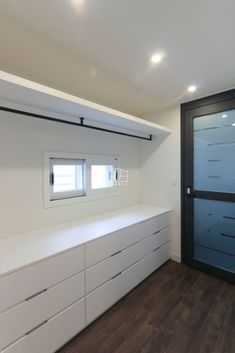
171;253;181;263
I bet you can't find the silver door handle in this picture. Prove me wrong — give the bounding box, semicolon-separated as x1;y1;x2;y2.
186;187;191;195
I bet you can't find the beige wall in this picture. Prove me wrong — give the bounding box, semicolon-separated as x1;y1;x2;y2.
141;105;181;261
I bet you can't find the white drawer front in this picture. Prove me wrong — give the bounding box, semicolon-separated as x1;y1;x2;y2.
86;241;171;325
86;212;171;267
86;279;116;325
139;241;171;282
2;299;85;353
0;246;85;313
112;241;171;301
119;241;171;298
86;226;171;293
0;272;85;350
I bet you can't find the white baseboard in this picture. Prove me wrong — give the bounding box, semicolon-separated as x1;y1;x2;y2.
171;253;181;263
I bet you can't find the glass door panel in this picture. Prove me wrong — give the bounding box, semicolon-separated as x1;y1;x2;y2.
194;110;235;193
194;198;235;273
192;109;235;275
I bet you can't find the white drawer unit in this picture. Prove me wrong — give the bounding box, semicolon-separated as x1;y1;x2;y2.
0;272;85;351
118;241;171;299
86;212;171;268
138;241;171;283
0;205;172;353
0;245;84;313
2;299;86;353
86;240;171;325
86;226;171;293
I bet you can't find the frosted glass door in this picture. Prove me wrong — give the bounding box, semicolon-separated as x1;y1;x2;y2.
193;110;235;274
194;199;235;272
194;110;235;192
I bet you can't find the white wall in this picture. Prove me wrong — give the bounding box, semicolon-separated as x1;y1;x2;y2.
141;105;181;262
0;102;181;263
0;110;140;238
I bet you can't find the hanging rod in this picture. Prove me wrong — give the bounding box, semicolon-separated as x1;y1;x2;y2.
0;106;152;141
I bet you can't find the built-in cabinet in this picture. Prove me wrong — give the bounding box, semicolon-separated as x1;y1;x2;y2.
0;205;171;353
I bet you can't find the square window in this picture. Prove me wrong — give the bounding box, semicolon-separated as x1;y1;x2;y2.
50;158;85;200
91;165;114;190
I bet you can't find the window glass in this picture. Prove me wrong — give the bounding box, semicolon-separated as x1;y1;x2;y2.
50;158;85;200
91;165;114;189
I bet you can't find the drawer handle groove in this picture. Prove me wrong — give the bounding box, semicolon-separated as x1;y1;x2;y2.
25;289;47;301
152;225;170;235
153;246;161;252
26;320;48;335
111;250;122;257
111;272;122;280
152;230;160;235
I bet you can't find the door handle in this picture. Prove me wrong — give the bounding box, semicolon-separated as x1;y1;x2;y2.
186;186;192;196
186;187;199;198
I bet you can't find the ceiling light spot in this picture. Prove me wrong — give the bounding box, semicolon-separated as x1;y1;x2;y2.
188;85;197;93
71;0;85;13
232;123;235;126
151;54;163;64
221;114;228;118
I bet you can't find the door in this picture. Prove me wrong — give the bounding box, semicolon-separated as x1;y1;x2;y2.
181;90;235;283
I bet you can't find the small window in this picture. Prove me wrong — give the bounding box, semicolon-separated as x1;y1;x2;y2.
44;152;119;208
50;158;85;200
91;165;114;190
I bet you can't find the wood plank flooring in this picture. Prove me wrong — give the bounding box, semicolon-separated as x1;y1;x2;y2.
57;261;235;353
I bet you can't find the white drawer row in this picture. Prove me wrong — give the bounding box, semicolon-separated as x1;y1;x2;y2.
86;241;171;324
86;212;170;268
0;211;171;353
1;240;170;353
0;272;85;350
2;299;85;353
0;245;85;313
0;212;170;315
86;226;171;293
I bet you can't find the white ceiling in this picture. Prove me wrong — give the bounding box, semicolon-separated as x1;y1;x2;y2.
0;0;235;116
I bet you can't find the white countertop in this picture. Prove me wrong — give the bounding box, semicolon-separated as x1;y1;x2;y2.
0;204;171;277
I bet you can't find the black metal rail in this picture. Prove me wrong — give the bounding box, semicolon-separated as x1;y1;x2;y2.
0;106;152;141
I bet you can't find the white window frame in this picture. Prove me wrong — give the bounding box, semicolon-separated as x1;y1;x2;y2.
49;158;86;201
44;151;119;208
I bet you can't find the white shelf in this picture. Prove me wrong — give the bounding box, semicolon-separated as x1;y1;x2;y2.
0;71;171;139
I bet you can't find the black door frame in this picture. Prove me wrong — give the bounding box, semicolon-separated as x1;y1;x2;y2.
181;89;235;283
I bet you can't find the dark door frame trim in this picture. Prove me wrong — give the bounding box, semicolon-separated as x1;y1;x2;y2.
181;88;235;283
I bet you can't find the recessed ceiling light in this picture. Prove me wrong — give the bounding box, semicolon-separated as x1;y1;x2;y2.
71;0;85;13
151;54;163;64
221;114;228;118
188;85;197;93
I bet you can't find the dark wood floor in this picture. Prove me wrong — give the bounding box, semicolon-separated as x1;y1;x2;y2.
58;261;235;353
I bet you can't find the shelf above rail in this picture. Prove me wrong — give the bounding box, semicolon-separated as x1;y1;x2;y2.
0;71;171;140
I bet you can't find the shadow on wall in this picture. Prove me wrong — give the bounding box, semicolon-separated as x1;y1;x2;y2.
139;123;181;263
